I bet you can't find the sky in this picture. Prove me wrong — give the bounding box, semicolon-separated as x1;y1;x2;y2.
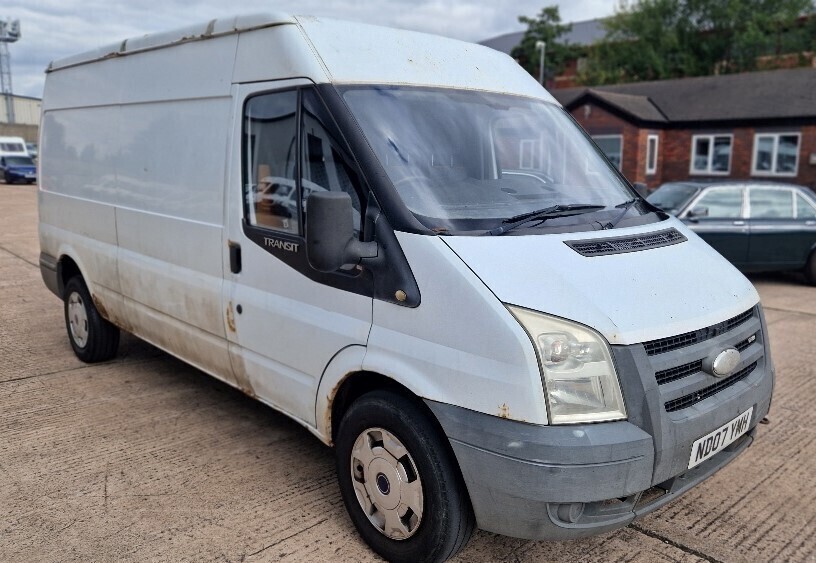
1;0;617;99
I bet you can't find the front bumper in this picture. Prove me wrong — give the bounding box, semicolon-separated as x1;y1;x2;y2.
428;398;767;540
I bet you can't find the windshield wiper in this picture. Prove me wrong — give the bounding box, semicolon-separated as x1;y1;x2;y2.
602;198;638;230
486;203;605;236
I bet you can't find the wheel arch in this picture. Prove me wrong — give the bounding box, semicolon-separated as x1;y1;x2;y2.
57;253;83;298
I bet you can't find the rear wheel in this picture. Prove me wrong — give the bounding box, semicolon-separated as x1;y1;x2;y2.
336;390;475;563
64;276;120;362
805;251;816;286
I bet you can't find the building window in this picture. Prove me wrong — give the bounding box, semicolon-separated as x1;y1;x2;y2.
690;134;732;175
752;133;800;176
646;134;658;175
592;135;623;170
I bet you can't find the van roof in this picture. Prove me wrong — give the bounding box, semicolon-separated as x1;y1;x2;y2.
47;13;553;103
48;13;296;71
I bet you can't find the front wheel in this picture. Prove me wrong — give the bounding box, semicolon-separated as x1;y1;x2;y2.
336;390;475;563
64;276;120;362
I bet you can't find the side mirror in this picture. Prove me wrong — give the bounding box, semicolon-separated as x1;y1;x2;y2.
306;192;377;273
687;206;709;220
632;182;649;198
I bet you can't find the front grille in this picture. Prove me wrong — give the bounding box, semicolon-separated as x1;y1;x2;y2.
644;307;755;356
655;360;703;385
564;228;687;257
654;333;758;386
664;362;758;412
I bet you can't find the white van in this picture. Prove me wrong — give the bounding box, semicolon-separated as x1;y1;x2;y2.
39;14;774;563
0;135;29;158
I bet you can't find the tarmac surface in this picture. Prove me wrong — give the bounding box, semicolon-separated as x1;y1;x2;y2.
1;182;815;562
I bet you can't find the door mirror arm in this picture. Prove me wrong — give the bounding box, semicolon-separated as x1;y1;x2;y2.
306;192;420;307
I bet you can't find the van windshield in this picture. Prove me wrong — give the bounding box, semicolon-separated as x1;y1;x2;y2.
342;86;646;234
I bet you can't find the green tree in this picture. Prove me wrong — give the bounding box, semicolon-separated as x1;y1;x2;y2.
579;0;816;85
511;6;575;83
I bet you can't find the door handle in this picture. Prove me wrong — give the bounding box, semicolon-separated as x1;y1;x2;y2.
228;241;242;274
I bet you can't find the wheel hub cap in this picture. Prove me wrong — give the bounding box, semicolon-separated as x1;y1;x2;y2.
350;427;424;540
67;291;89;348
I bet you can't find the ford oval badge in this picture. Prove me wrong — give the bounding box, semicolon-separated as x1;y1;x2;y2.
711;348;741;377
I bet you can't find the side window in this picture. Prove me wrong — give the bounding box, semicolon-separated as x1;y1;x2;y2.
796;193;816;219
749;188;793;219
300;89;364;235
693;187;743;218
243;90;299;234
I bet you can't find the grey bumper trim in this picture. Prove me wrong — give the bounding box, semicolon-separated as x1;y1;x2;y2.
39;252;60;298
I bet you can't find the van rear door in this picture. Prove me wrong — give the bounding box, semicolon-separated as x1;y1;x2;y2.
222;81;373;426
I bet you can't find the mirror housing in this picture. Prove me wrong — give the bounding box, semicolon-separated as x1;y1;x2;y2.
306;192;377;273
632;182;649;198
687;205;709;220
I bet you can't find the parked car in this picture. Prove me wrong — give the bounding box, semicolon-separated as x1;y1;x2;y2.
26;142;38;159
648;180;816;284
0;155;37;184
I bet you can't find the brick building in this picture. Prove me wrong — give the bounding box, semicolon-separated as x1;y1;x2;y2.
551;67;816;190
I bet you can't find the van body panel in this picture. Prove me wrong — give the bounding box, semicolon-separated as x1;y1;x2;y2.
295;17;554;100
442;220;759;345
116;216;225;339
366;233;548;424
48;13;295;72
314;344;369;442
44;35;238;110
233;25;329;85
38;193;119;295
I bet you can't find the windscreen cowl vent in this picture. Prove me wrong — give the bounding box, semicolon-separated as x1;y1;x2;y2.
564;228;687;257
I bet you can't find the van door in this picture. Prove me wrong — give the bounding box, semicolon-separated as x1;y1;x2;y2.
222;81;373;426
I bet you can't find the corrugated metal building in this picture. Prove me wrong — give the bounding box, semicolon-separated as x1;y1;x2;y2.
1;94;41;125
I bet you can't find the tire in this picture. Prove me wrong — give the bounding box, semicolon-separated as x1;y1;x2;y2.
336;390;475;563
64;276;120;362
805;251;816;286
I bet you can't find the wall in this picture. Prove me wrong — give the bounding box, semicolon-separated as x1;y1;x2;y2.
570;102;816;190
568;102;648;185
0;123;38;142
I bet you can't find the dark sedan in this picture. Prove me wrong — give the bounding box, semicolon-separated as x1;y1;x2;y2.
648;181;816;285
0;155;37;184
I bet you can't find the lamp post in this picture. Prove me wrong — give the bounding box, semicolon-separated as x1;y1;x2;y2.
535;40;546;86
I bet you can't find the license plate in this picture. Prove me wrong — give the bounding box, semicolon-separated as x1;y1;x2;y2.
688;407;753;469
25;174;35;178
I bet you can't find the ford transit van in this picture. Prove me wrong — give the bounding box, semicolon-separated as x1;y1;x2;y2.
39;14;774;563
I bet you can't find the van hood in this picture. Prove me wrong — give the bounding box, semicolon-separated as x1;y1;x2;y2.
441;220;758;345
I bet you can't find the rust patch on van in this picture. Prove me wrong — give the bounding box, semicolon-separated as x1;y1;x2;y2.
226;302;236;333
498;403;511;418
229;350;256;399
92;295;109;319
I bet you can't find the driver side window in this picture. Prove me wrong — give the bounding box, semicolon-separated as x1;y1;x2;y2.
243;90;299;235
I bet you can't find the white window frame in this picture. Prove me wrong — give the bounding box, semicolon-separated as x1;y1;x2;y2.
689;134;733;176
751;132;801;177
646;134;659;175
519;139;536;169
592;134;623;171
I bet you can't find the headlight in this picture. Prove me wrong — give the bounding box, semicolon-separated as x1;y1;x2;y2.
507;305;627;424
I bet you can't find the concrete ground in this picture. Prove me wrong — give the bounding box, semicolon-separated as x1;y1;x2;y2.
1;182;814;562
